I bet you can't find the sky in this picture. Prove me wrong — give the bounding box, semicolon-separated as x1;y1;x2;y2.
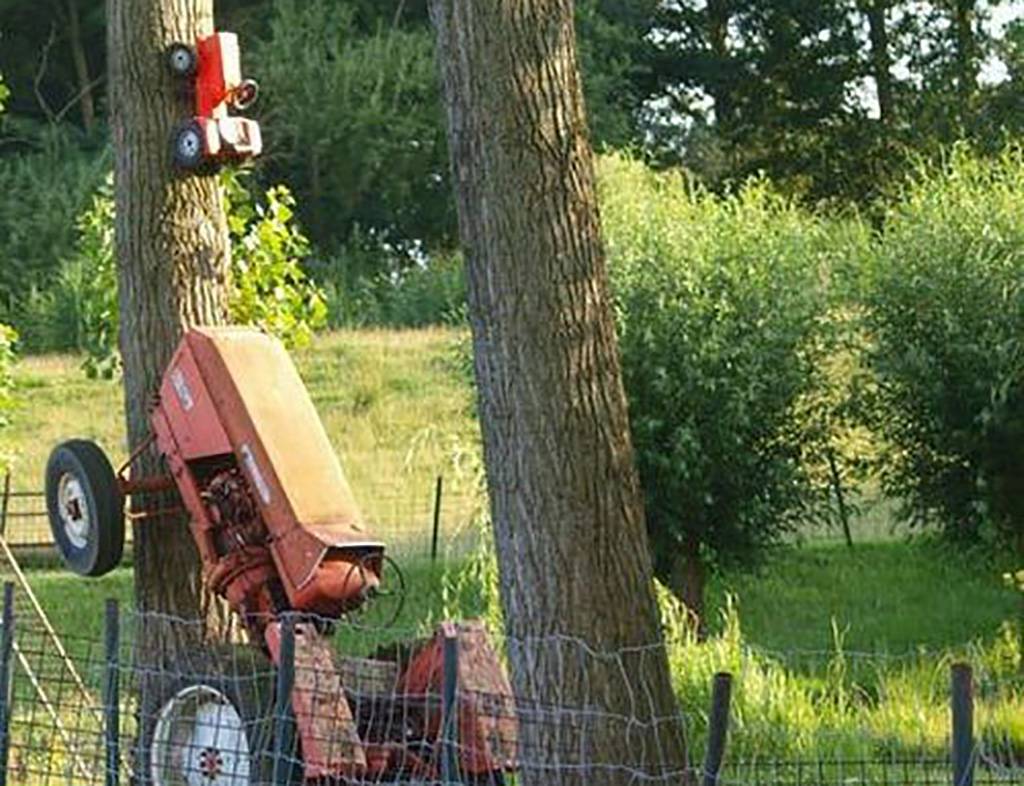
984;2;1024;82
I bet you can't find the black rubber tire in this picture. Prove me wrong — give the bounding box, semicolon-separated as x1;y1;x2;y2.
172;121;206;170
463;770;507;785
136;649;290;786
167;43;197;77
45;439;124;577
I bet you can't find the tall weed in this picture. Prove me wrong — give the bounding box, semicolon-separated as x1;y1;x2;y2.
0;323;16;470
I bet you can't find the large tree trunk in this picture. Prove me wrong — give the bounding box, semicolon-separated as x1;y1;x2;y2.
953;0;977;129
430;3;688;784
670;537;707;639
864;0;894;127
707;0;735;130
108;0;237;656
65;0;96;134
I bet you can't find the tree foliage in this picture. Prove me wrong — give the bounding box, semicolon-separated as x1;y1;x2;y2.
223;171;327;346
0;127;108;324
251;0;453;264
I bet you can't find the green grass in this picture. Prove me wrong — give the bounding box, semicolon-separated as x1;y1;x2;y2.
708;540;1021;654
674;542;1023;760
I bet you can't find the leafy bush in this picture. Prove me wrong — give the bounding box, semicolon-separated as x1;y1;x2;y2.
863;146;1024;552
222;172;327;347
44;171;326;373
600;154;849;614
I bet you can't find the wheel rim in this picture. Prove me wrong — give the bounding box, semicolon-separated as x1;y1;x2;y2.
170;49;193;74
151;685;251;786
57;473;90;549
178;130;202;161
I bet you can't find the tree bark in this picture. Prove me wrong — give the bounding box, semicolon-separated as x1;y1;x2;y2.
707;0;735;130
826;447;854;549
670;537;706;639
66;0;96;134
953;0;977;128
108;0;237;656
864;0;894;127
430;2;687;783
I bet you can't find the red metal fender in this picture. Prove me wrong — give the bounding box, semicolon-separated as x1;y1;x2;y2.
265;621;367;780
397;621;519;776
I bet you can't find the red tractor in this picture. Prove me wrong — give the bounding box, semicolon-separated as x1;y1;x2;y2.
45;327;516;785
167;32;262;169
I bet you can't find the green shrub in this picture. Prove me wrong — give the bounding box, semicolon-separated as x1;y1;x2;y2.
0;127;109;322
863;145;1024;551
600;153;851;612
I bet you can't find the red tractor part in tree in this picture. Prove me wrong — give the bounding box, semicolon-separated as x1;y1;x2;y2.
44;327;516;784
167;32;262;169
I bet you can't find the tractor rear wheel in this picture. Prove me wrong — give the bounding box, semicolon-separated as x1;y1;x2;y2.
45;439;124;576
137;650;289;786
167;43;197;77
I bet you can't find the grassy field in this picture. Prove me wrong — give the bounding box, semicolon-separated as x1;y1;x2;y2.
3;329;1022;766
708;540;1020;654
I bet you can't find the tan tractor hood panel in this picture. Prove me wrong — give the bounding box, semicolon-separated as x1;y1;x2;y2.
186;327;382;589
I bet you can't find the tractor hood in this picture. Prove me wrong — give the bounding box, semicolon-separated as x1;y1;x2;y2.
182;327;383;591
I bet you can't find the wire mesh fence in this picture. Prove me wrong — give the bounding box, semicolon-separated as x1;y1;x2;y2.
0;595;1020;786
0;473;483;561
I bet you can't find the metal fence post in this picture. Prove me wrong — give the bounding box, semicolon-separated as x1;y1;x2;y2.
0;582;15;786
951;662;974;786
703;672;733;786
102;599;120;786
0;474;10;538
431;475;444;563
440;623;460;784
272;616;296;786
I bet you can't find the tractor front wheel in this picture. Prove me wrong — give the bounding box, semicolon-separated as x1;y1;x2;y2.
44;439;124;577
172;121;206;170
